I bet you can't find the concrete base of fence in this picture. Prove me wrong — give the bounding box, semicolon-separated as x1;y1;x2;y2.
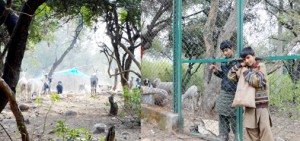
141;103;180;132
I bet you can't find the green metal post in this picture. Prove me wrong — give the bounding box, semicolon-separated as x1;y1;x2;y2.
237;0;243;56
172;0;183;130
236;0;244;141
172;0;176;112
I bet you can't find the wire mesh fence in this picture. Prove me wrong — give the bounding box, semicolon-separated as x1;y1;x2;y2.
141;0;173;108
142;0;300;141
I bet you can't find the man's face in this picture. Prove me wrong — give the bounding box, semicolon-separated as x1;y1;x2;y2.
243;54;256;66
222;48;233;58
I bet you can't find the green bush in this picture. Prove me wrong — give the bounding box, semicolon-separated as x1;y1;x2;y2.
268;73;300;118
122;87;141;118
142;59;204;91
141;59;172;82
51;120;93;141
182;63;204;92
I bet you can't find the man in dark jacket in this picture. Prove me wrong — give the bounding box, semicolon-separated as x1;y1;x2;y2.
209;40;238;141
56;81;63;94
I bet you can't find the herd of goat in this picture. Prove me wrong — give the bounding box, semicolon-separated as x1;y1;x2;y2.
17;73;52;101
141;78;199;109
16;72;199;109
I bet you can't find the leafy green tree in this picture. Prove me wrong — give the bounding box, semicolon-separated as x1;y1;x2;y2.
46;0;142;87
264;0;300;82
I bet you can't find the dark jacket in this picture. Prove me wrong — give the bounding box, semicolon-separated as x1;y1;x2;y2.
214;60;238;92
56;84;63;94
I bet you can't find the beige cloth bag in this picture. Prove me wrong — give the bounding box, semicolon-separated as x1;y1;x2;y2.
232;67;256;108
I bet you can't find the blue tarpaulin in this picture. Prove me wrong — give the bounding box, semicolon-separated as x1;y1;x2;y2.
54;69;89;78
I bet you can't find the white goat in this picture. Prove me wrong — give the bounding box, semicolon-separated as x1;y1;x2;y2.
17;77;28;101
27;79;43;100
143;78;153;87
141;86;168;106
152;78;173;94
182;85;199;111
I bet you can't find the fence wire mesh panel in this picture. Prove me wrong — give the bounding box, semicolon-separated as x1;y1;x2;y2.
141;0;300;140
181;0;240;141
141;0;173;109
178;0;300;141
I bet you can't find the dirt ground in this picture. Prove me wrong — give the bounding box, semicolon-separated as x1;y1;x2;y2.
141;94;300;141
0;91;141;141
1;92;299;141
141;119;206;141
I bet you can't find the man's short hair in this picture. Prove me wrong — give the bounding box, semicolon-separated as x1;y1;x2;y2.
220;40;233;50
240;47;255;58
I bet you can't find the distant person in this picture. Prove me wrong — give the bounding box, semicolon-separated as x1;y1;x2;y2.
56;81;63;94
42;74;51;94
135;77;141;89
42;82;50;95
90;73;98;95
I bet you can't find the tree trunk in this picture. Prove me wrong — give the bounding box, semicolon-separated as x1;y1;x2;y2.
122;47;134;87
273;0;284;94
112;44;126;87
48;21;82;78
199;0;248;118
0;0;17;35
277;0;283;74
113;68;118;91
105;125;115;141
141;1;172;50
109;95;118;116
0;2;46;141
199;0;219;118
0;0;46;113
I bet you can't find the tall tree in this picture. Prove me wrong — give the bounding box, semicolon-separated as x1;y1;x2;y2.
0;0;46;111
101;0;141;87
47;17;83;78
47;0;142;87
141;0;172;51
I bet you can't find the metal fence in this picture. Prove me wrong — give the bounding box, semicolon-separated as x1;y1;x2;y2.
142;0;300;141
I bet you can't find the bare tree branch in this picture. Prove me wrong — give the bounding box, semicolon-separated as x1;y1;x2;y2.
118;43;141;70
217;0;248;57
0;78;29;141
141;1;172;50
48;17;84;78
110;69;141;78
0;123;13;141
264;0;297;36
